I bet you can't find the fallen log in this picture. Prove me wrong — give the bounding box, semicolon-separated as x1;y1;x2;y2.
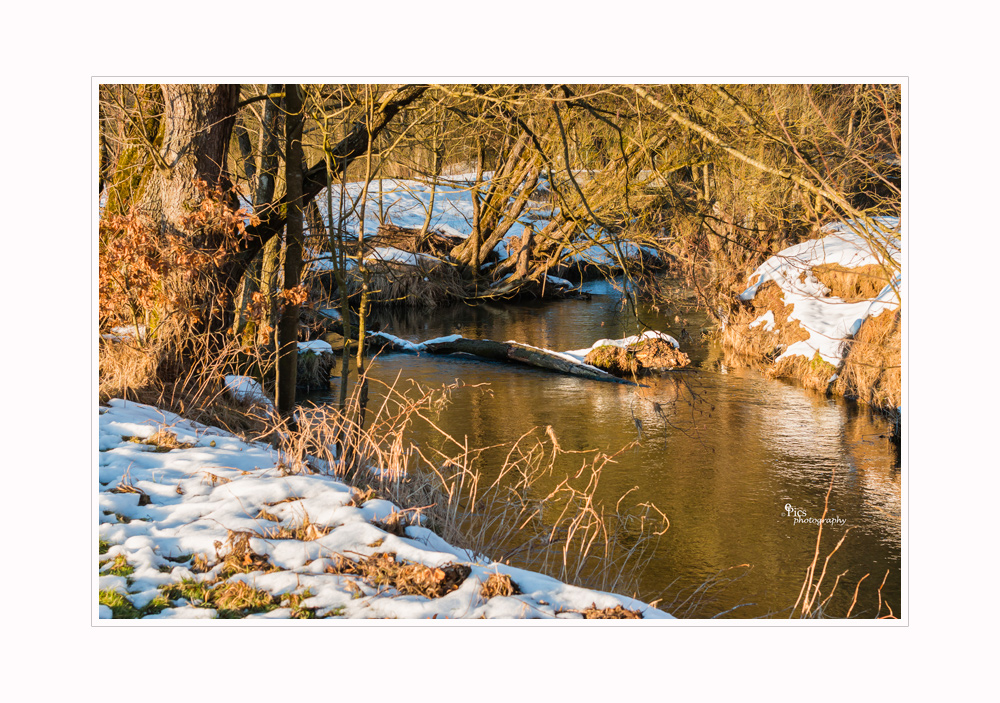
368;333;639;385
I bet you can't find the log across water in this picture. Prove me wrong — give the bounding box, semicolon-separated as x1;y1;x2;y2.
368;334;641;386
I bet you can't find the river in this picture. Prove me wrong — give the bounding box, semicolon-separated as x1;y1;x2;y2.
304;279;901;619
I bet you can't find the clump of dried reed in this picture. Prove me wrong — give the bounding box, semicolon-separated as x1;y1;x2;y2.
771;353;839;393
347;260;467;308
789;467;898;619
296;349;336;392
99;330;277;439
812;263;892;303
721;280;809;367
833;308;901;410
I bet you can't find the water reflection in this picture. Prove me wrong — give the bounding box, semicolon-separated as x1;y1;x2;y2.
307;280;901;618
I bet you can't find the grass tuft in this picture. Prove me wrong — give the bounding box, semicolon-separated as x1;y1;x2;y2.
480;573;521;599
214;531;275;577
103;554;135;578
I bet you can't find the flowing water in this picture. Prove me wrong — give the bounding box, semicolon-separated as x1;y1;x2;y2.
305;280;901;618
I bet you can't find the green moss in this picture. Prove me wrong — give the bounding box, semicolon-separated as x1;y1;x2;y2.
99;539;112;555
583;345;639;376
103;86;163;217
160;578;214;605
809;351;837;375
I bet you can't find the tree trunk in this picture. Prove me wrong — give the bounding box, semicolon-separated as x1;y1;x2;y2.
275;84;304;417
227;84;429;316
151;84;240;238
515;226;534;279
130;85;240;361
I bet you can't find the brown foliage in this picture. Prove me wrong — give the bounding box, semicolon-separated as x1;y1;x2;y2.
99;210;165;331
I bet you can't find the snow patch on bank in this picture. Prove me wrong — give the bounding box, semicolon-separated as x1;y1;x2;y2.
224;375;273;408
738;219;901;365
97;400;672;620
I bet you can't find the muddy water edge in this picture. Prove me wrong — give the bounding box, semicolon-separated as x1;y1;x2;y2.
303;279;901;619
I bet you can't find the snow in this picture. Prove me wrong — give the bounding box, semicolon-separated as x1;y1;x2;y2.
298;340;333;354
364;246;443;267
306;252;358;272
368;332;464;352
223;375;273;408
97;399;671;620
749;310;776;332
101;324;147;342
740;218;899;301
738;219;901;365
305;175;651;274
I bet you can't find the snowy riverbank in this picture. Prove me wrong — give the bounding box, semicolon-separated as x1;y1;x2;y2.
97;399;672;620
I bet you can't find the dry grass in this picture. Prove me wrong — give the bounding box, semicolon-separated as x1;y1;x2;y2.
812;263;892;303
254;510;332;542
146;429;194;450
634;338;690;370
584;345;640;376
721;280;809;367
348;259;468;308
214;530;275;577
833;308;901;410
789;467;898;619
583;338;690;377
655;564;757;619
258;375;670;603
480;572;521;599
108;465;152;506
552;602;643;618
100;332;276;440
771;352;839;393
99;338;160;403
296;350;336;392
